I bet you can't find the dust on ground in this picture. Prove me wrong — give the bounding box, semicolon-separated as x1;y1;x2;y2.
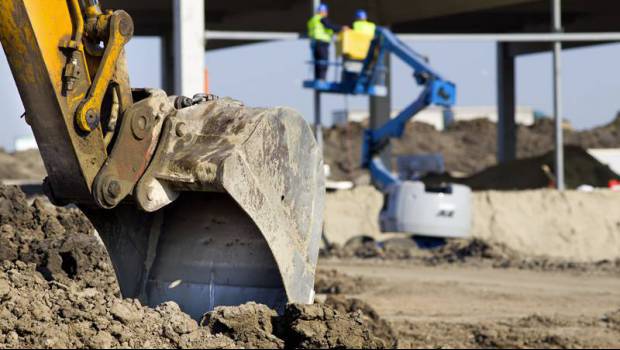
324;117;620;187
0;185;394;349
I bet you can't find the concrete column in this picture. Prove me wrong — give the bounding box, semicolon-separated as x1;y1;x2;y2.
173;0;205;97
496;42;516;164
370;53;392;169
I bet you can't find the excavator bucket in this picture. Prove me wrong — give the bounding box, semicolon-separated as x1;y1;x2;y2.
0;0;324;320
85;94;325;319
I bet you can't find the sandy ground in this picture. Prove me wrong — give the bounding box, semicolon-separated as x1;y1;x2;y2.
325;186;620;262
320;259;620;348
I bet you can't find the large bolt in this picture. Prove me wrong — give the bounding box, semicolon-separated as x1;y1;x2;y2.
131;114;149;140
175;122;187;137
107;180;122;199
118;14;134;37
85;109;100;131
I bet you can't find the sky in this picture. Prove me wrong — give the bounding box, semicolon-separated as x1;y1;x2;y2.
1;37;620;150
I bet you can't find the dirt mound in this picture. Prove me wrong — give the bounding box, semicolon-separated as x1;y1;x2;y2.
277;300;394;349
0;185;117;294
314;269;371;295
396;310;620;349
0;261;235;349
0;184;397;349
425;145;619;190
200;302;283;348
322;237;620;274
200;300;396;349
323;296;399;348
323;117;620;182
0;149;46;180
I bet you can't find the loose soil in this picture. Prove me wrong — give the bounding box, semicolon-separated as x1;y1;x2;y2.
0;185;394;349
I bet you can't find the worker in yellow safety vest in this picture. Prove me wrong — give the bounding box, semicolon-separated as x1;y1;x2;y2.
307;3;346;81
352;9;376;37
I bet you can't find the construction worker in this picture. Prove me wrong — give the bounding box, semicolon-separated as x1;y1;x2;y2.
352;9;376;37
307;4;346;81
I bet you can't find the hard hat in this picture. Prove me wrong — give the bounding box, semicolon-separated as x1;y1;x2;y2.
356;9;368;20
317;4;328;13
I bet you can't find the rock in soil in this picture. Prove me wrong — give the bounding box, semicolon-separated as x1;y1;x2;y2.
275;302;392;349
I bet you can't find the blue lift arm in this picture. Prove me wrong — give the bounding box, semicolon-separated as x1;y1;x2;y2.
303;27;456;189
361;27;456;189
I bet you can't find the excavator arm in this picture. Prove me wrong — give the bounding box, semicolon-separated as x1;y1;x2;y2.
1;0;324;318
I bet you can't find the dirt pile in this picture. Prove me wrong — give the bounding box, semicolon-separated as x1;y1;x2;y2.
0;149;46;180
0;261;235;348
0;184;396;349
0;185;116;294
275;300;394;349
322;296;398;349
426;145;618;190
396;311;620;348
322;237;620;274
0;261;395;349
323;117;620;183
199;299;398;349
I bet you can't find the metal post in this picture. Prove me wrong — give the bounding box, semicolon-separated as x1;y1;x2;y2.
311;0;323;149
173;0;205;97
314;91;323;150
496;42;517;163
552;0;565;190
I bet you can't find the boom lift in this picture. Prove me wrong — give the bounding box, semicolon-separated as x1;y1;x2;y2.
305;27;471;238
1;0;324;319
